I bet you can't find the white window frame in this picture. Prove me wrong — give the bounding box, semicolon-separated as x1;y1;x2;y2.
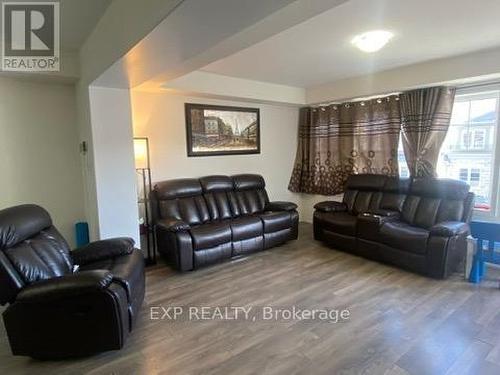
459;168;469;182
470;168;480;186
461;130;471;149
472;129;486;149
455;83;500;221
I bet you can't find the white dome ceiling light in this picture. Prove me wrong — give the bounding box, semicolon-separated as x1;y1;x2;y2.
351;30;394;53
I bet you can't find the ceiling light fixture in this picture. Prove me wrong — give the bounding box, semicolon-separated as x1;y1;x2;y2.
351;30;394;53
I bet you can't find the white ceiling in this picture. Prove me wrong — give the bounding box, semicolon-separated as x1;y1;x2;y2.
201;0;500;88
60;0;112;51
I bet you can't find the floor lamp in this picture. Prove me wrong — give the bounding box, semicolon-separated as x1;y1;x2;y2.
134;137;156;266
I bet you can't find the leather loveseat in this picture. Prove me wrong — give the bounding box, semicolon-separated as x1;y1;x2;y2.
0;204;145;359
150;174;299;271
314;174;474;278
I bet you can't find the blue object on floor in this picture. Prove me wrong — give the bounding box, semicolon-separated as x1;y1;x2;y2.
469;221;500;283
75;222;90;247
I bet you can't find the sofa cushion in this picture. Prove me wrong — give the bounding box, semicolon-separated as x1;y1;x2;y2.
230;216;263;241
315;211;357;236
413;198;441;228
193;243;232;268
411;178;469;200
379;221;429;255
352;191;375;215
0;204;53;248
345;174;387;191
190;222;231;250
154;178;202;200
357;213;384;241
231;174;268;215
343;175;387;214
379;193;407;212
4;227;73;284
159;196;210;226
259;211;291;233
200;175;234;220
232;174;265;191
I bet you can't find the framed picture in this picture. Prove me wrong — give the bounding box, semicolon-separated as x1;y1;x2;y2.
185;103;260;157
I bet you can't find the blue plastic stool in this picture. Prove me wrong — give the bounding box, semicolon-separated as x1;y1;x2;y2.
469;221;500;284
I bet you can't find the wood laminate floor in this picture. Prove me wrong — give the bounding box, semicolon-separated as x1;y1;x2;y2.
2;223;500;375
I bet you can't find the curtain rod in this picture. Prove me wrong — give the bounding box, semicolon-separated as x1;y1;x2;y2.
456;79;500;91
310;79;500;107
311;91;401;107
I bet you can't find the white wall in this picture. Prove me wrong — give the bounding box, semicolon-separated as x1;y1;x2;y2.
164;71;305;105
0;77;84;245
92;0;346;89
77;0;344;238
307;47;500;104
130;90;305;217
89;86;139;244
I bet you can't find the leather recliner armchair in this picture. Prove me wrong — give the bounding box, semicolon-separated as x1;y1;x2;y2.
0;204;145;359
314;174;474;278
150;174;299;271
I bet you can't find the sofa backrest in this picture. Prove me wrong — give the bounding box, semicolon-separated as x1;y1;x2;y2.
401;178;470;228
379;177;411;212
341;174;473;228
152;174;270;224
0;204;73;305
343;174;389;215
231;174;269;216
200;175;235;221
153;178;211;226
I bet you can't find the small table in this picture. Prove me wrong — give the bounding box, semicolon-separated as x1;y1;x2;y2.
467;221;500;283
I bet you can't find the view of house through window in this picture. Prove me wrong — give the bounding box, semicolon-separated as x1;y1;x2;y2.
436;88;499;213
398;86;500;214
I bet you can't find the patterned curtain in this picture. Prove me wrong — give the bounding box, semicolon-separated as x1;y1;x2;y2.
400;87;456;177
288;95;401;195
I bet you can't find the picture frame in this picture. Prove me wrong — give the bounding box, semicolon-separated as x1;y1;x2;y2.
185;103;260;157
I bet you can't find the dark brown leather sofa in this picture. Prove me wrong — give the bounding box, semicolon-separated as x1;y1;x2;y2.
0;204;145;359
314;174;474;278
150;174;299;271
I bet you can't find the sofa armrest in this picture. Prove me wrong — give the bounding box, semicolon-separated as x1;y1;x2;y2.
430;221;470;237
157;218;190;232
72;238;134;266
155;223;193;271
265;201;298;212
16;270;113;302
314;201;347;213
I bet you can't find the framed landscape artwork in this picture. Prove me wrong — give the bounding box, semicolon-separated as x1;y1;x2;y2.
185;103;260;157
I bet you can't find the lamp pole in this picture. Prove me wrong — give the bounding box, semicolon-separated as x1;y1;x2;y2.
134;137;156;266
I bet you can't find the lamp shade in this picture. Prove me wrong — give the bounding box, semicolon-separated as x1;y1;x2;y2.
133;137;150;169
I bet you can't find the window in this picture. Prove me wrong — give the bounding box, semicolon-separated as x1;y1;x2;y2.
436;86;500;214
473;129;486;149
457;168;481;186
397;138;410;178
459;168;469;181
462;131;471;149
471;168;481;185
